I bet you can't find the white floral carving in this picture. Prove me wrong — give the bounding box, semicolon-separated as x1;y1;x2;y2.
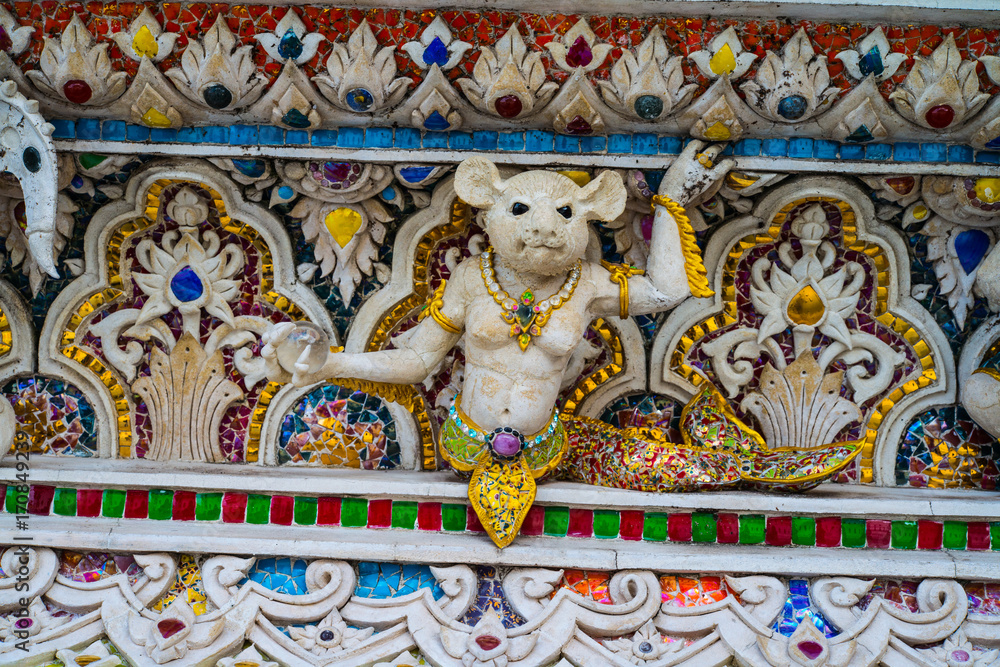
545;19;611;74
288;609;374;656
0;6;35;56
689;26;757;79
27;14;127;106
401;15;472;71
441;608;537;667
55;640;123;667
598;27;696;121
835;27;906;82
254;10;324;65
602;620;682;664
111;7;179;63
741;28;838;123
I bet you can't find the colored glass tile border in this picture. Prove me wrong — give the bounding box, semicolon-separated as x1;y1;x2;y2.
52;119;1000;166
6;484;1000;552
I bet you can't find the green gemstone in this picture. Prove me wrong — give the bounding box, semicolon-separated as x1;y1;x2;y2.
520;289;534;305
391;501;418;529
246;494;271;524
515;303;535;328
442;503;467;531
53;488;76;516
739;515;765;544
518;333;531;348
593;510;620;538
543;506;570;536
791;517;815;546
148;490;173;521
294;497;317;525
841;518;866;548
643;513;668;541
78;153;108;169
943;521;967;550
891;520;918;549
692;512;717;542
341;498;368;527
102;489;126;518
195;493;222;521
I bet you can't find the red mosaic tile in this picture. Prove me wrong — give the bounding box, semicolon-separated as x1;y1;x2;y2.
717;513;739;543
619;510;644;541
368;499;392;528
816;517;841;547
466;506;485;533
416;501;441;531
765;516;792;546
222;492;247;523
123;489;148;519
26;485;53;515
270;495;294;526
172;490;196;521
866;520;892;549
76;489;103;517
968;522;991;550
668;514;692;542
520;505;545;536
918;520;943;550
317;497;341;525
568;508;593;537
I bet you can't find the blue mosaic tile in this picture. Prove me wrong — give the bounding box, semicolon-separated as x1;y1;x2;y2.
608;134;632;153
948;145;974;163
365;127;393;148
338;127;364;148
555;135;580;153
75;118;101;141
309;129;337;147
975;151;1000;164
203;126;229;144
772;579;838;638
175;127;206;143
761;138;788;157
396;128;420;150
473;131;499;151
894;142;920;161
448;131;473;150
101;121;126;141
788;138;813;158
230;125;258;145
423;132;449;149
580;135;606;152
659;136;684;154
50;119;75;140
499;132;525;151
634;133;658;155
840;143;865;160
125;124;150;142
149;128;177;142
285;130;309;145
921;143;947;162
354;562;443;600
813;140;839;159
258;125;284;146
243;558;309;595
865;143;893;160
525;130;554;152
459;566;526;629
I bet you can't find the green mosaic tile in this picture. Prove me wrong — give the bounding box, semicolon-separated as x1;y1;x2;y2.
246;494;271;524
692;512;717;542
992;523;1000;550
943;521;967;550
543;506;570;537
52;488;76;516
739;515;765;544
791;517;815;546
643;512;668;542
341;498;369;527
391;501;417;529
102;489;126;518
294;497;317;526
593;510;620;539
892;520;918;549
841;518;866;548
148;490;173;521
195;493;222;521
5;486;16;513
441;504;466;531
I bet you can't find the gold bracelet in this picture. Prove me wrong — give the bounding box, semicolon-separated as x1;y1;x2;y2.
650;194;714;298
600;260;644;319
418;279;463;334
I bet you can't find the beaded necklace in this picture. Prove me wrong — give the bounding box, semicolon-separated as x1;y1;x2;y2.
480;248;582;351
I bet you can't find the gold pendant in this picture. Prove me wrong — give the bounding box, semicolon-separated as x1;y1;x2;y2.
468;452;536;548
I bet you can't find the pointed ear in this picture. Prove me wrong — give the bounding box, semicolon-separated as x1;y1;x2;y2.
576;170;627;222
455;157;505;209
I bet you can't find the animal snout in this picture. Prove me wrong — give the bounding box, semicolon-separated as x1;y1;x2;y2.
521;213;564;248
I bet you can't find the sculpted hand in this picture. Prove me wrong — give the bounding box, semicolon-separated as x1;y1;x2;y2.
659;140;736;206
260;322;295;384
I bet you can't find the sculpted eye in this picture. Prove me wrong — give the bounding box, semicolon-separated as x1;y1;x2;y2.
557;205;573;219
511;202;529;215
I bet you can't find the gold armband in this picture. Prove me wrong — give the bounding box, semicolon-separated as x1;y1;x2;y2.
418;280;462;334
650;194;714;298
600;260;644;319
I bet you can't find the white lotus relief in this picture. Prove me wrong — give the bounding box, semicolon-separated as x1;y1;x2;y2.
602;619;682;664
441;608;537;667
545;19;611;74
758;618;833;667
55;640;123;667
314;19;413;114
688;26;758;80
921;630;1000;667
288;608;375;656
0;190;77;296
128;597;225;664
255;10;324;65
216;646;279;667
27;14;127;106
165;15;267;111
889;34;989;131
741;28;838;123
456;24;558;120
0;598;70;641
111;7;179;63
835;27;906;82
916;216;994;329
0;6;37;56
402;15;472;71
599;27;697;121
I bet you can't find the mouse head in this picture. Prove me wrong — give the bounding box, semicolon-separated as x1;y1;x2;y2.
455;157;627;275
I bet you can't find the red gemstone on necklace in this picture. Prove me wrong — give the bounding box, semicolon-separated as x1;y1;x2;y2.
565;35;593;67
495;95;523;118
925;104;955;129
63;80;93;104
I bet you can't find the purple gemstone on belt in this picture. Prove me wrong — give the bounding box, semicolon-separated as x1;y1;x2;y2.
492;432;521;457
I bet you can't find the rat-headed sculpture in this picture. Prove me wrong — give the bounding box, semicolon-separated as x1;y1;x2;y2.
262;142;861;547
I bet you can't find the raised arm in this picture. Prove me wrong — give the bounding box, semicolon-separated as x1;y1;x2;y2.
262;264;470;387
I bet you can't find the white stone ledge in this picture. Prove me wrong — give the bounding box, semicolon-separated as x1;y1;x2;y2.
6;458;1000;521
3;516;997;579
52;140;1000;177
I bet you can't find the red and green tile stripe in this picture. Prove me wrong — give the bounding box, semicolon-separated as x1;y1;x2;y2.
5;485;999;551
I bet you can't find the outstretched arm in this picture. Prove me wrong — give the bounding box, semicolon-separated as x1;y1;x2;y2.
262;271;468;387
